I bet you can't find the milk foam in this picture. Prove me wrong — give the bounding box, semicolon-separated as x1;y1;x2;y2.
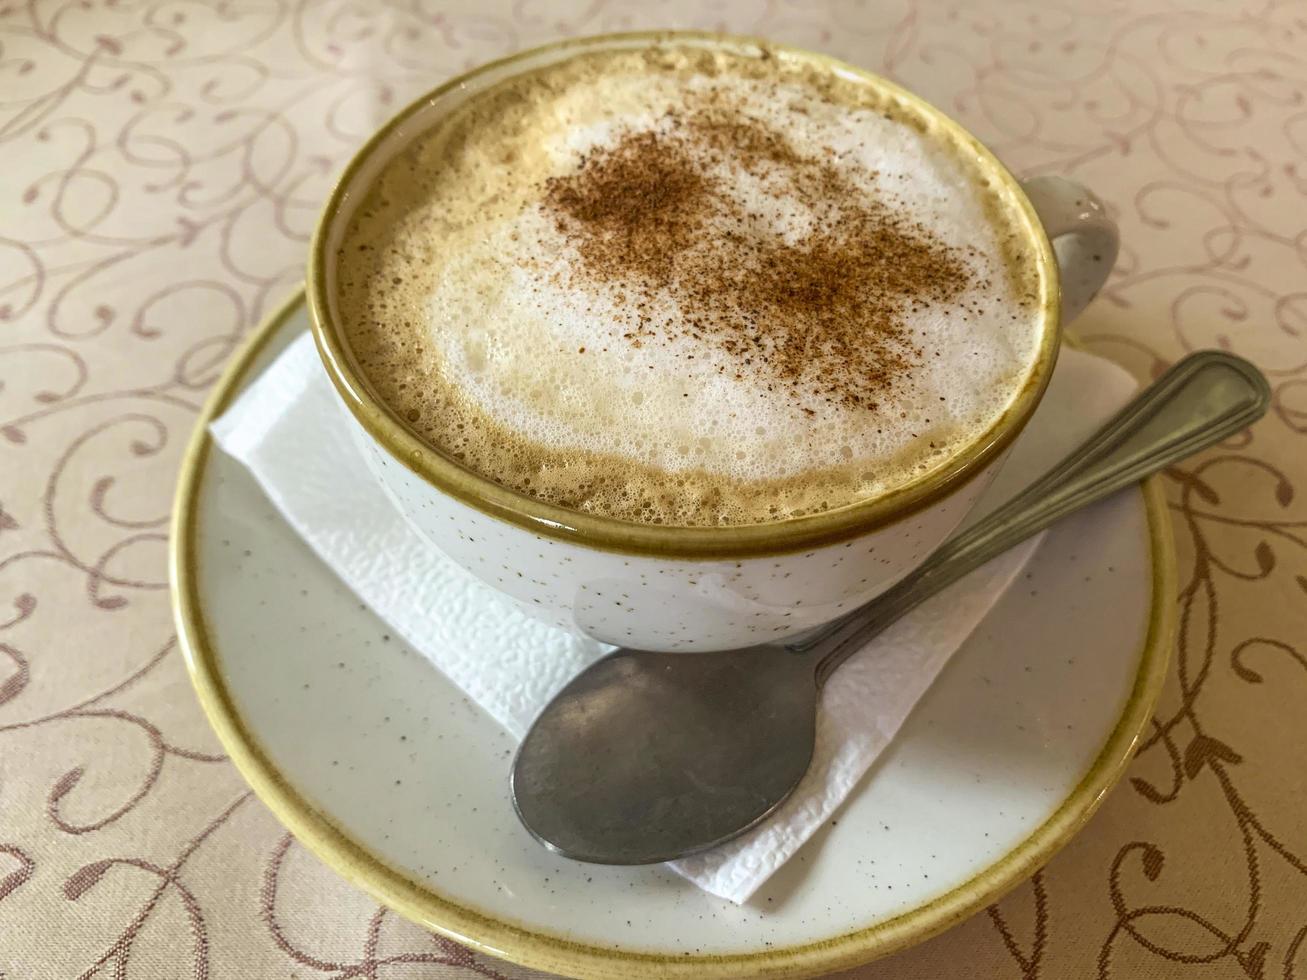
336;45;1045;526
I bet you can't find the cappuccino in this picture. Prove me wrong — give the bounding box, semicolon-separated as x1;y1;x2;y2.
335;44;1044;526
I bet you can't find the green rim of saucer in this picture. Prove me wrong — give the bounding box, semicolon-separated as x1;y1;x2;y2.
171;287;1177;979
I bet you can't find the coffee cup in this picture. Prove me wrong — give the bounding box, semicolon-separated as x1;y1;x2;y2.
307;31;1118;652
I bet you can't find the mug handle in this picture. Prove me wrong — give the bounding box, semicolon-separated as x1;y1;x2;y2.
1019;176;1120;324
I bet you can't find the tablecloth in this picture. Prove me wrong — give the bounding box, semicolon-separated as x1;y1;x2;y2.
2;1;1304;977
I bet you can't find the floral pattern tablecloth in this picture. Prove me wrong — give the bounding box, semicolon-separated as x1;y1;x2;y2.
2;1;1305;977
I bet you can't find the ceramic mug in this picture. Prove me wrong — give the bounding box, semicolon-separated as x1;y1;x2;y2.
307;31;1119;652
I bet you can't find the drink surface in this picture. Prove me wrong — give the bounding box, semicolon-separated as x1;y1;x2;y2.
336;43;1045;527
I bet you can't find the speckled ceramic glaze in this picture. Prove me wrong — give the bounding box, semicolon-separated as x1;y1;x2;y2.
355;428;990;648
308;32;1120;651
172;299;1172;979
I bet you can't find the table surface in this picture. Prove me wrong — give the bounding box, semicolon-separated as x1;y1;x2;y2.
2;1;1304;978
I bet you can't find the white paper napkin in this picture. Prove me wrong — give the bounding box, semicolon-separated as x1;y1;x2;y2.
210;331;1137;903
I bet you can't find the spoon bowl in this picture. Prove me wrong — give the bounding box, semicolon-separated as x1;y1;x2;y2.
512;645;817;864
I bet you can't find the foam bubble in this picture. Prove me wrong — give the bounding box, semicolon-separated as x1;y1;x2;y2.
336;45;1044;527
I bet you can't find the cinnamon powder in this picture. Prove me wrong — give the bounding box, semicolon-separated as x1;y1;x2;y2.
542;103;973;413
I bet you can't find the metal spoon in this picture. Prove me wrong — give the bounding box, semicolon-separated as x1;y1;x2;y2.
511;351;1269;865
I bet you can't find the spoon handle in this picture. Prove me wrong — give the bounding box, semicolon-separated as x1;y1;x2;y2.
793;350;1270;685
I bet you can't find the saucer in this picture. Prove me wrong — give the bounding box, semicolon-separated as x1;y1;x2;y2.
171;290;1175;979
